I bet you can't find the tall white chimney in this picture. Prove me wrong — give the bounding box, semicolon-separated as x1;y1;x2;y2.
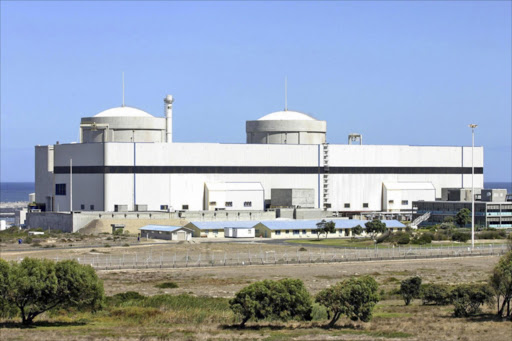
164;95;174;143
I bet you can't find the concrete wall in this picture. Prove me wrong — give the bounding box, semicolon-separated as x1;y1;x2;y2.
26;212;73;232
383;188;436;212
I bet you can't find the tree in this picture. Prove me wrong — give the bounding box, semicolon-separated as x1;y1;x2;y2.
400;276;422;305
352;225;364;236
315;220;336;239
489;251;512;319
315;276;379;327
1;258;104;325
455;208;471;227
451;284;493;317
229;278;312;327
364;219;387;241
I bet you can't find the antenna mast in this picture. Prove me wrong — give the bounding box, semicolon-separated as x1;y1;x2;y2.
284;76;288;111
122;72;125;107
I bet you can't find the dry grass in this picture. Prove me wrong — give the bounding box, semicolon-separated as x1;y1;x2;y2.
1;253;510;340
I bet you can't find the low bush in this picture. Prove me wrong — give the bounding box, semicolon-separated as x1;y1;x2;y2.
230;278;312;326
452;231;471;243
451;284;493;317
411;233;433;245
107;291;146;306
478;230;506;240
298;247;307;252
420;283;452;305
316;275;379;327
155;282;179;289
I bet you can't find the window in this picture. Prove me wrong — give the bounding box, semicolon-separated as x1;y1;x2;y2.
344;203;350;208
55;184;66;195
330;229;336;234
182;205;189;210
209;201;216;206
213;229;219;235
285;230;290;234
388;200;394;204
204;229;209;234
401;200;409;205
80;204;85;210
345;229;350;236
275;231;281;235
302;230;306;234
225;201;233;207
293;230;299;235
160;205;168;210
363;203;369;208
244;201;252;207
90;205;94;210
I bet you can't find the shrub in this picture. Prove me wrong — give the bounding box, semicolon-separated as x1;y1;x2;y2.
0;258;104;325
155;282;179;289
298;247;307;252
452;231;470;243
400;276;422;305
107;291;146;306
451;284;493;317
478;230;506;240
397;232;411;245
420;284;452;305
230;278;312;326
412;233;433;245
316;276;379;327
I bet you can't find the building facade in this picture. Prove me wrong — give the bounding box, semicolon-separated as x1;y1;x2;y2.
34;95;484;216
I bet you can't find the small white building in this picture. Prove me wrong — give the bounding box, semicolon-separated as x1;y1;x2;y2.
382;182;436;212
204;182;264;211
224;226;255;238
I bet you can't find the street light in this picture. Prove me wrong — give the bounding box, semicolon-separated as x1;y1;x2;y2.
468;124;478;249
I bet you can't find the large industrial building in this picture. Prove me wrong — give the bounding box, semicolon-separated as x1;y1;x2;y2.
33;94;484;226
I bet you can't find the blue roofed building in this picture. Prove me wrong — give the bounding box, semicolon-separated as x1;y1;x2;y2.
139;225;193;241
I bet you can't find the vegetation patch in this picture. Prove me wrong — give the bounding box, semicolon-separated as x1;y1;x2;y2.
155;282;179;289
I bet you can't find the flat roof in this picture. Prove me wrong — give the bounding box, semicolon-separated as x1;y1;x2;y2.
258;219;405;230
139;225;190;232
187;221;259;230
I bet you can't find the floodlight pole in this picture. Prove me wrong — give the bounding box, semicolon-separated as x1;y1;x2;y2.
469;124;478;249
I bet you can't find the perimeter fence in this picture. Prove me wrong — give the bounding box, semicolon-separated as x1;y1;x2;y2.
35;243;509;270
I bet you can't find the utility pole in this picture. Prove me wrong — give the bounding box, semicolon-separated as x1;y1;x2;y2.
468;124;478;249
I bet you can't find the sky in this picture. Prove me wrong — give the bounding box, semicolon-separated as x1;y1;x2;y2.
1;1;511;182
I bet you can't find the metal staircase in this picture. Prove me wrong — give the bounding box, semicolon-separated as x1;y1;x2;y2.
322;143;330;209
410;212;431;228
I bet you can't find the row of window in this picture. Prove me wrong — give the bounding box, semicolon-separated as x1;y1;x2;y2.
80;204;95;210
343;203;369;208
209;201;252;207
388;200;409;205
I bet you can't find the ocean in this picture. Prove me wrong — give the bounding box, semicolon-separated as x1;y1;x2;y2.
0;181;510;203
1;182;35;203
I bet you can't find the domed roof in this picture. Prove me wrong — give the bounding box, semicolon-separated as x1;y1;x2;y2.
94;106;153;118
258;110;317;121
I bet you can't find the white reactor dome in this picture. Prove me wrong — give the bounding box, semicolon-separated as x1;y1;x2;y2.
94;106;154;118
246;109;327;145
257;110;317;121
80;105;165;143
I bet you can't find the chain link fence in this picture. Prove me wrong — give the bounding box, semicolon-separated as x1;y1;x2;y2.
35;243;509;270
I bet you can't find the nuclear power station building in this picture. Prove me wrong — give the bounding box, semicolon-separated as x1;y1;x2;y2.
34;95;484;218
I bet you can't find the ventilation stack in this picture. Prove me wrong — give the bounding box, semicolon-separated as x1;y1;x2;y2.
164;95;174;143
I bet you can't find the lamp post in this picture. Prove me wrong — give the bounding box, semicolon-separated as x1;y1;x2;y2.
468;124;478;249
